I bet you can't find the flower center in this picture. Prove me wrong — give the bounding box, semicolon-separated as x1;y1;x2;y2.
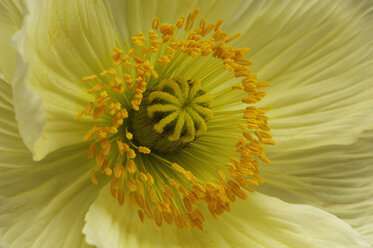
130;76;212;153
75;8;275;231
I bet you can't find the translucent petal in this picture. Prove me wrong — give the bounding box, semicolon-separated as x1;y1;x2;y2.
219;1;373;243
84;186;369;248
12;0;118;160
0;76;100;248
0;146;101;248
228;0;373;150
260;129;373;245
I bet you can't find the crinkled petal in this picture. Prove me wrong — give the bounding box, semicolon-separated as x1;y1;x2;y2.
0;77;101;248
0;148;101;248
260;129;373;245
217;0;373;242
83;186;369;248
229;0;373;150
12;0;118;160
218;0;373;243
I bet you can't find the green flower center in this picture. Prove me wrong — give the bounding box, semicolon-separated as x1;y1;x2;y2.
130;76;213;153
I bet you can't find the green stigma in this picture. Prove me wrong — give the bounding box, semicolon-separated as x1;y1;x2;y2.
130;76;213;153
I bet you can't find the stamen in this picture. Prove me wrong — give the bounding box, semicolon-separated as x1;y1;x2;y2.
118;189;125;205
75;8;273;231
176;16;185;29
125;131;133;140
225;33;241;43
138;146;151;154
90;170;98;185
214;19;223;31
83;75;98;81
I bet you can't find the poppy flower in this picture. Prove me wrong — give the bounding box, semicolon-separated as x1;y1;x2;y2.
0;1;372;247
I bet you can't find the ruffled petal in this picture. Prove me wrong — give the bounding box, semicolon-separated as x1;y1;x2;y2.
218;1;373;243
0;146;101;248
259;129;373;244
84;187;369;248
12;0;118;160
0;0;23;81
0;77;101;248
228;0;373;150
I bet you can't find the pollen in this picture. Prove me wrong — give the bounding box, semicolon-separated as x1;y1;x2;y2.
75;8;274;231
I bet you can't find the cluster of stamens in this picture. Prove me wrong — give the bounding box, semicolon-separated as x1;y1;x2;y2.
75;8;275;231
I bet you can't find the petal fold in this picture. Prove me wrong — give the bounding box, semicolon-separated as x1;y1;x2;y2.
12;0;118;160
260;129;373;245
84;186;369;248
0;73;100;248
229;0;373;150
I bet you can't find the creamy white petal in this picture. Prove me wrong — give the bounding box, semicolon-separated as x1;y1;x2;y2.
0;148;101;248
259;129;373;244
227;0;373;150
216;0;373;243
0;0;23;82
12;0;119;160
0;145;102;248
84;186;369;248
0;77;100;248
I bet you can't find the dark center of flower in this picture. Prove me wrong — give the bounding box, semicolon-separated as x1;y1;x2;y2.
130;76;212;153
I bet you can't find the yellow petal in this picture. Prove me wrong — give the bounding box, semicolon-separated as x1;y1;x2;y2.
84;186;369;248
261;129;373;244
12;0;118;160
0;72;101;248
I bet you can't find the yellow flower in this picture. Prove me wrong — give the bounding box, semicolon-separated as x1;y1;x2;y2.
1;0;372;248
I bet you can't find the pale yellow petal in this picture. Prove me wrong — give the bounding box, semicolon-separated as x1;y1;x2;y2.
0;68;100;248
230;0;373;149
84;186;369;248
261;129;373;244
12;0;118;160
